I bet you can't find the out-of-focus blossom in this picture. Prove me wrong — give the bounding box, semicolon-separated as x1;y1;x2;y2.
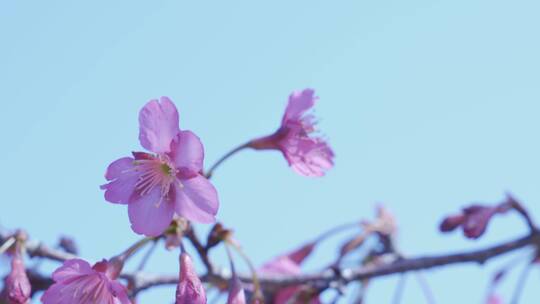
339;205;397;259
5;250;30;304
101;97;219;236
259;243;320;304
176;252;206;304
440;198;513;239
41;258;130;304
249;89;334;177
365;205;397;236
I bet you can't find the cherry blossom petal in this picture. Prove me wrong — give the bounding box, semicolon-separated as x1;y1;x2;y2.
41;281;70;303
287;242;316;265
171;130;204;175
128;187;175;236
51;259;94;282
110;281;131;304
282;89;317;123
285;139;334;177
174;176;219;223
139;97;180;153
259;256;302;276
101;157;139;204
259;243;322;304
42;259;130;304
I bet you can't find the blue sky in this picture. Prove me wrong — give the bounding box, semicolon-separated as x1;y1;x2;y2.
1;0;539;303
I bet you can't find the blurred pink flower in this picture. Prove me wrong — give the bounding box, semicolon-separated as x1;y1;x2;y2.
176;252;206;304
41;258;130;304
5;250;31;304
101;97;219;236
249;89;334;177
259;243;320;304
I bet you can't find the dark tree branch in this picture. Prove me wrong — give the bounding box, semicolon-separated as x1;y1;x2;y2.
0;231;76;262
5;225;540;298
129;232;540;294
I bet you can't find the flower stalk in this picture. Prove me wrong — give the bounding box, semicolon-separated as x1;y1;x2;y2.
205;142;251;179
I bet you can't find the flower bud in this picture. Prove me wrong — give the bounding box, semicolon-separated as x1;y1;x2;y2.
5;251;31;304
176;252;206;304
439;214;465;232
226;274;246;304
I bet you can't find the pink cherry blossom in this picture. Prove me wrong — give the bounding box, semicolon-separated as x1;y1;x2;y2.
41;258;130;304
5;250;31;304
259;243;320;304
176;252;206;304
101;97;219;236
249;89;334;177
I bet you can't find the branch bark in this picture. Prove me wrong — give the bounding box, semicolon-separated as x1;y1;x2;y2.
129;232;540;294
3;230;539;297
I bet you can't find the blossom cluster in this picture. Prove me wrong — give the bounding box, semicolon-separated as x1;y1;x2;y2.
1;89;536;304
1;89;334;304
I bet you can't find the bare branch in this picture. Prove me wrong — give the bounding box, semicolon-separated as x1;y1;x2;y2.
6;225;540;299
129;232;540;294
0;231;76;262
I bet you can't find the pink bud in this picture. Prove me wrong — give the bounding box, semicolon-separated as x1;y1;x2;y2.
287;242;316;265
5;252;31;304
226;274;246;304
176;252;206;304
462;205;500;239
440;197;514;239
439;214;465;232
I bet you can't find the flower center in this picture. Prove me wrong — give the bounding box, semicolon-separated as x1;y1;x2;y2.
133;156;177;202
160;163;173;175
